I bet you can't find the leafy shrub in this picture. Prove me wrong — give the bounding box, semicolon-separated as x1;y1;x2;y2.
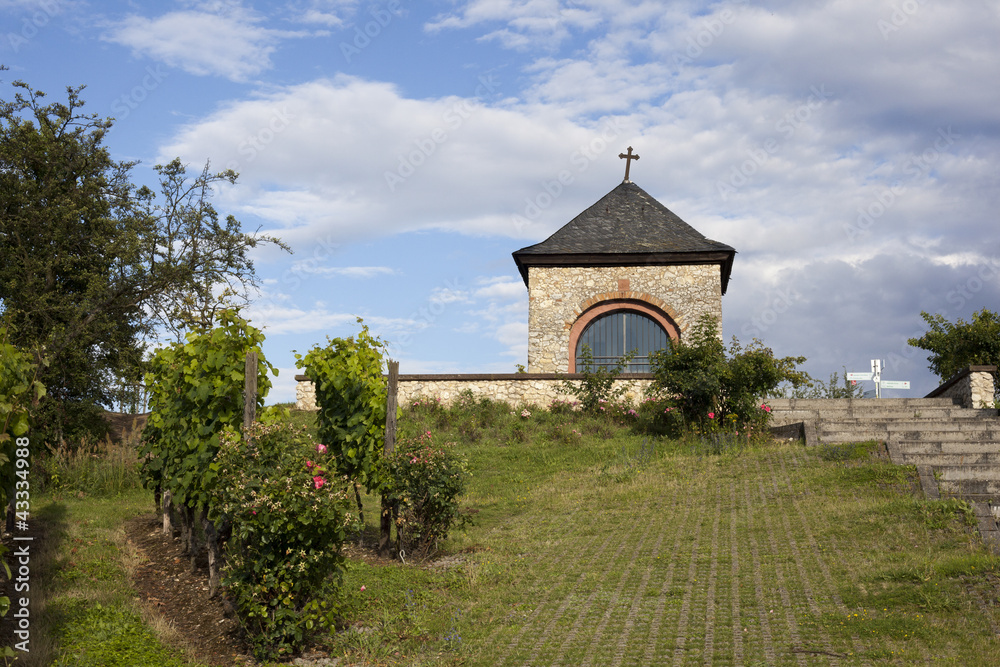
649;315;807;433
383;431;471;557
561;345;636;414
547;398;579;415
634;396;684;438
211;420;353;660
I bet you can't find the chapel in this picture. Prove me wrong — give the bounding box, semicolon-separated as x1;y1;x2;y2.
512;148;736;374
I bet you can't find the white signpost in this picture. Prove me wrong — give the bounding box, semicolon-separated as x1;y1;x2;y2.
847;359;909;398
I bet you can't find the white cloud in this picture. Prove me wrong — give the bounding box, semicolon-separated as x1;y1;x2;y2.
104;5;313;81
289;263;396;278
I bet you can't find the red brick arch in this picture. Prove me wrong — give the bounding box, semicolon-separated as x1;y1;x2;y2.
567;298;680;372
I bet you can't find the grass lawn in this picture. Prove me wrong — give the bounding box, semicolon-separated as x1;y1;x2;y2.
16;399;1000;665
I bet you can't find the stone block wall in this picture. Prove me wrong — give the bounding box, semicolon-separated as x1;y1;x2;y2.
295;374;654;411
526;264;722;372
926;365;998;408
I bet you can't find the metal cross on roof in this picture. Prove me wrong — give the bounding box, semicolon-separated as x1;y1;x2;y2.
619;146;639;182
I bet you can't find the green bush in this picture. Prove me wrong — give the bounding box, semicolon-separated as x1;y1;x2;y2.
560;345;636;414
634;396;684;438
383;431;471;558
211;420;353;660
649;315;807;434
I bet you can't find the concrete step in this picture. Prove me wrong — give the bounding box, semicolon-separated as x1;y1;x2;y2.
938;478;1000;497
936;465;1000;482
768;398;960;410
895;452;1000;467
892;441;1000;455
887;423;1000;441
772;408;996;429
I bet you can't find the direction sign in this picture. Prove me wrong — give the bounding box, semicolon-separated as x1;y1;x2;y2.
879;380;910;389
847;372;873;381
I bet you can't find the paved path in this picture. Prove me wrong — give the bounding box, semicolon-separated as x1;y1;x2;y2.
473;445;1000;666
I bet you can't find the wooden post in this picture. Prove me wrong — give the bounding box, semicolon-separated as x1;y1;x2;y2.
244;350;258;433
379;360;399;556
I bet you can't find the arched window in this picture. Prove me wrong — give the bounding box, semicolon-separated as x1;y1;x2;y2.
575;310;669;372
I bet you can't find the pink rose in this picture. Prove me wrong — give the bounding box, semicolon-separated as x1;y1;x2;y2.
306;460;314;469
316;443;328;453
313;476;325;489
708;412;715;419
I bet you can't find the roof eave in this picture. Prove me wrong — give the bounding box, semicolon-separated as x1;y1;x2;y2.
512;249;737;292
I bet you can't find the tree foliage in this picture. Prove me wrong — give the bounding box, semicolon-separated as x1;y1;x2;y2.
0;77;287;438
908;309;1000;400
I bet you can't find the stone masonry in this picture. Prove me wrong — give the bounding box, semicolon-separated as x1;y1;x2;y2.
526;264;723;373
295;374;654;411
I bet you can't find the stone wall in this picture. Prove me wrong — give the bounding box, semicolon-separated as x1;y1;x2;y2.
526;264;722;372
925;365;997;408
294;374;654;411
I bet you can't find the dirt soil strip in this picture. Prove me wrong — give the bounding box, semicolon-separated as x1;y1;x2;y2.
640;494;696;665
125;514;248;667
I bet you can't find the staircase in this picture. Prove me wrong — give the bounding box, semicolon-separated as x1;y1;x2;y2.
769;397;1000;501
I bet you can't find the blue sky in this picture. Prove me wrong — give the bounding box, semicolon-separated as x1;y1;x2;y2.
3;0;999;403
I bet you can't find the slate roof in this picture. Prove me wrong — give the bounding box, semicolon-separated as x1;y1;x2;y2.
512;181;736;293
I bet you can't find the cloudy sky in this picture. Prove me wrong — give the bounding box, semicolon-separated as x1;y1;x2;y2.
3;0;999;403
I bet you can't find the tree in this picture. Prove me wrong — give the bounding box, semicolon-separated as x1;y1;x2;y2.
908;309;1000;400
0;77;287;440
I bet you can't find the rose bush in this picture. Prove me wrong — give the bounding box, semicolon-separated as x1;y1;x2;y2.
211;420;354;660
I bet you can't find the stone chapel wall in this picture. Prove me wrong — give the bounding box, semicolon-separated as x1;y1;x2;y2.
526;264;723;373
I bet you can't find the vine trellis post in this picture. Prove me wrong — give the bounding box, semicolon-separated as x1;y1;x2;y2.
379;359;399;556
